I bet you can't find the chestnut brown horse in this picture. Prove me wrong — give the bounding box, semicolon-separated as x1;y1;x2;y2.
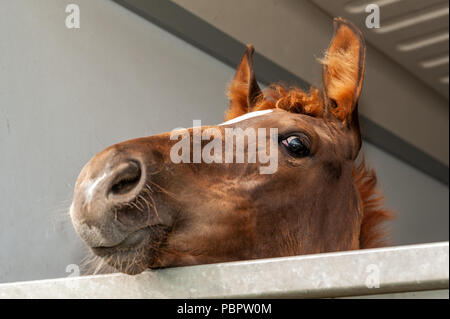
70;18;393;275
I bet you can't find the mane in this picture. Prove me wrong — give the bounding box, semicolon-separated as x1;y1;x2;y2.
252;84;324;117
353;158;395;248
248;84;394;248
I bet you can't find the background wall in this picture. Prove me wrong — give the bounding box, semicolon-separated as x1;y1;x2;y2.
0;0;448;283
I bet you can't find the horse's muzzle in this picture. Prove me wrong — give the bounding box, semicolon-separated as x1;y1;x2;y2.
69;145;159;249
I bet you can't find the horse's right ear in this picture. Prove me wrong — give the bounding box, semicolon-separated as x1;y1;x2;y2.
321;18;366;160
321;18;366;124
225;45;262;121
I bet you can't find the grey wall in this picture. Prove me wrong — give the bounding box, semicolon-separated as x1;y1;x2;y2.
0;0;233;283
0;0;448;283
362;143;449;245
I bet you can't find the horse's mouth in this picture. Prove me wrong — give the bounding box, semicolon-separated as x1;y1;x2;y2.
90;227;152;257
89;225;168;274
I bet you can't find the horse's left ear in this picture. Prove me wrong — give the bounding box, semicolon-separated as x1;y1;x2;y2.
322;18;366;159
225;45;262;121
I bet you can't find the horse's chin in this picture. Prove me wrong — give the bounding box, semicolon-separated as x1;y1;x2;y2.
89;226;168;275
107;253;149;275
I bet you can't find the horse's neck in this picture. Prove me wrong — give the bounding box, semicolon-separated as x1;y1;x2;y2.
253;178;362;257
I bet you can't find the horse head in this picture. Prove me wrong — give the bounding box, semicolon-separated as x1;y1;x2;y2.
70;18;392;275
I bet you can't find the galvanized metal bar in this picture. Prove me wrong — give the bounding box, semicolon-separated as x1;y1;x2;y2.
0;242;448;299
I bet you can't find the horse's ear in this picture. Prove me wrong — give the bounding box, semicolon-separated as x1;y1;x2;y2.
322;18;366;158
225;45;262;121
322;18;366;121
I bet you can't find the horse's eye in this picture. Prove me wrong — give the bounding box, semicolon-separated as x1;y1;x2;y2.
281;136;310;157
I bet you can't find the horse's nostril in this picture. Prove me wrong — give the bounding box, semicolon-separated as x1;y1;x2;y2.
109;161;142;196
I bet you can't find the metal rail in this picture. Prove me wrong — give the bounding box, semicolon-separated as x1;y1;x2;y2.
0;242;448;298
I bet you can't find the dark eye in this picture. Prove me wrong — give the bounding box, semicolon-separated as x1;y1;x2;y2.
281;136;310;157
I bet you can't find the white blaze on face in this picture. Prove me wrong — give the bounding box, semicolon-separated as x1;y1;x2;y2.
219;109;273;126
84;172;108;203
